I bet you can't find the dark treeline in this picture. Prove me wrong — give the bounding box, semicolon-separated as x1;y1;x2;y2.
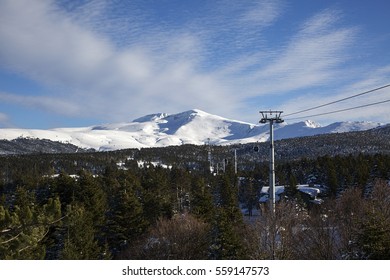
1;145;390;259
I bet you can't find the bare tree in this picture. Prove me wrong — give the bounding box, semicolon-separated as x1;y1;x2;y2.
122;213;211;259
243;200;307;259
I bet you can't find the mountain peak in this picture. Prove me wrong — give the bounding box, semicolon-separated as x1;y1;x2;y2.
0;109;385;151
189;108;209;115
133;113;168;123
133;109;209;123
170;109;211;118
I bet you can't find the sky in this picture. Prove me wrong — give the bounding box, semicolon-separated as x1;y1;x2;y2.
0;0;390;129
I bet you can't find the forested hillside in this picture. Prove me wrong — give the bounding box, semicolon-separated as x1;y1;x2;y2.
0;138;92;155
1;127;390;259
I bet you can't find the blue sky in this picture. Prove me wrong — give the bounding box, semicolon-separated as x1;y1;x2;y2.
0;0;389;128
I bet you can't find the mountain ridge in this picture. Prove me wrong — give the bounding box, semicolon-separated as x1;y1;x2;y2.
0;109;384;151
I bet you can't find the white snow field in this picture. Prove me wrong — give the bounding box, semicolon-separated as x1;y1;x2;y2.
0;109;383;151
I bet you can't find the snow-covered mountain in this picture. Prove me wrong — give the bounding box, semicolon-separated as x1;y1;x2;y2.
0;109;383;151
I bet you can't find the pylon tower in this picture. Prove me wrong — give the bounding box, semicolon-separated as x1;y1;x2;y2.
259;110;284;213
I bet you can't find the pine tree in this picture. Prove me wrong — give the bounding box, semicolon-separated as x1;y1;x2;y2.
218;174;242;223
140;166;174;223
105;186;147;256
76;170;108;227
61;204;103;259
208;173;246;259
209;208;245;259
285;173;298;199
353;180;390;259
53;172;78;206
190;176;215;222
0;188;63;259
325;158;338;197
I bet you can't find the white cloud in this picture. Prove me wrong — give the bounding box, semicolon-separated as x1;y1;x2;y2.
240;0;283;27
0;91;81;116
0;0;227;120
0;0;388;126
300;8;342;35
232;9;357;96
0;0;113;86
280;69;390;125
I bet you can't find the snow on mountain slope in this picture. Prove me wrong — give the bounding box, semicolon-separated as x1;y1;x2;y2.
273;120;382;140
0;109;383;151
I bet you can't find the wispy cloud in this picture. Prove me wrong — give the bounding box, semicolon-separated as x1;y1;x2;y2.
281;66;390;124
194;7;363;123
0;0;254;122
240;0;283;27
0;91;81;116
225;9;357;95
0;0;388;127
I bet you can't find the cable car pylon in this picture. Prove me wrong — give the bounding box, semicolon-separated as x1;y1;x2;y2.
259;110;284;213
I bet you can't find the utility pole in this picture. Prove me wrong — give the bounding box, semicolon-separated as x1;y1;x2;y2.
234;149;237;174
259;110;284;213
207;138;213;173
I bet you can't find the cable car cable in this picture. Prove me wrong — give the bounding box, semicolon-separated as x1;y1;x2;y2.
284;83;390;117
284;98;390;121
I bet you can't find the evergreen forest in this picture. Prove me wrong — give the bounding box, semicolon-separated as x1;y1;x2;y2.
1;135;390;260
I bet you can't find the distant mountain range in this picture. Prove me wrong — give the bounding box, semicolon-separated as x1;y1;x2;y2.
0;109;385;152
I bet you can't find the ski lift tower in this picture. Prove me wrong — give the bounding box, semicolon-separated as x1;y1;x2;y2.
259;110;284;213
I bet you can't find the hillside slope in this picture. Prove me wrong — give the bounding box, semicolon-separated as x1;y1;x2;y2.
0;109;384;152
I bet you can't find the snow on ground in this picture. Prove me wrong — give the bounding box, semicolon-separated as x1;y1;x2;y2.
137;160;172;169
259;184;323;204
259;186;286;203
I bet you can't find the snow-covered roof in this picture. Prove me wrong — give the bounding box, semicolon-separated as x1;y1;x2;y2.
259;184;322;203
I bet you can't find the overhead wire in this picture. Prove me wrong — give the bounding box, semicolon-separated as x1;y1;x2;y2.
284;98;390;121
283;83;390;117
